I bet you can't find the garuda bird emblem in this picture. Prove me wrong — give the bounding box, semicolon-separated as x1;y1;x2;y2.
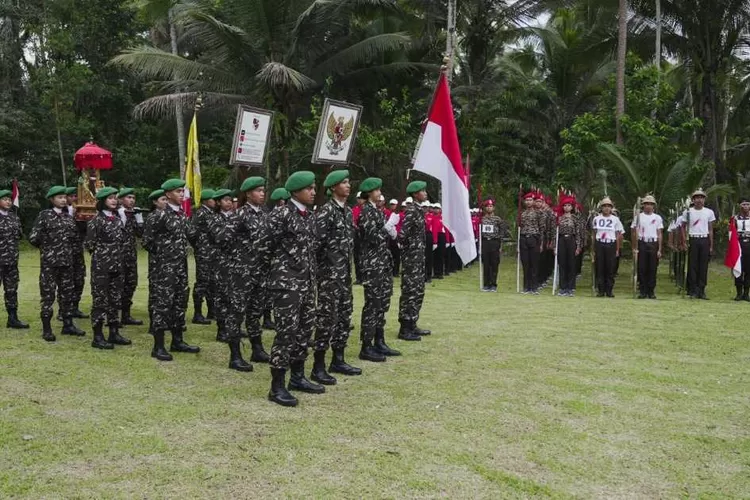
325;113;354;155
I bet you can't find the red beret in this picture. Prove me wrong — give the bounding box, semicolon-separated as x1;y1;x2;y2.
523;192;535;200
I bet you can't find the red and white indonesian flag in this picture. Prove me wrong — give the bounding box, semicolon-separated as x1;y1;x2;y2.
413;74;477;265
11;179;19;207
725;217;742;278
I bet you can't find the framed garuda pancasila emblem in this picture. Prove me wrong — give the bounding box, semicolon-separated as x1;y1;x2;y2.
312;99;363;166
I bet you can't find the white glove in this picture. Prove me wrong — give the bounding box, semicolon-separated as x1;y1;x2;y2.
432;244;437;251
385;224;397;239
134;213;144;224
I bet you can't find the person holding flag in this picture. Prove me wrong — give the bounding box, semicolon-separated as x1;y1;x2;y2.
631;195;663;299
728;198;750;301
0;188;29;329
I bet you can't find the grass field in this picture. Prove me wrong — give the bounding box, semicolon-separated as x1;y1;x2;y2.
1;248;749;498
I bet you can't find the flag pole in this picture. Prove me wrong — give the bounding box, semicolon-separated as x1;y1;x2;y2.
516;184;522;293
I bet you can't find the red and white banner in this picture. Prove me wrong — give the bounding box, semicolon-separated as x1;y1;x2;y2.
725;217;742;278
11;179;19;207
412;74;477;264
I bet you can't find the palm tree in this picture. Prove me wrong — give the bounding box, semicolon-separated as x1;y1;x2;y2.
615;0;627;145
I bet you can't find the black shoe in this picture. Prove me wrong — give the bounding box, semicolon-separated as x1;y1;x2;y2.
329;347;362;375
413;324;431;336
170;330;200;353
151;330;173;361
288;361;325;394
192;314;210;325
6;308;29;329
268;368;298;407
374;328;401;356
107;325;131;346
648;293;657;299
215;322;229;343
73;309;89;319
61;317;86;336
435;275;444;280
734;286;743;301
121;308;142;326
637;293;647;299
91;324;114;350
310;350;337;385
596;291;605;297
41;317;55;342
397;321;421;341
228;340;253;372
359;337;386;362
250;336;270;363
699;292;709;300
205;301;216;320
606;292;615;298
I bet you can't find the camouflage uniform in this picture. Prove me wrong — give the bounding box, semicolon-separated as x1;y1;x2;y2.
314;199;354;352
397;202;426;323
141;204;195;332
0;208;22;311
143;209;160;325
358;202;393;342
119;208;142;314
29;208;78;319
208;210;245;341
191;204;217;315
264;203;317;369
237;204;268;340
85;211;126;326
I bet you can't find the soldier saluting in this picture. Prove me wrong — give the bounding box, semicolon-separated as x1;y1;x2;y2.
0;189;29;329
29;186;86;341
732;198;750;301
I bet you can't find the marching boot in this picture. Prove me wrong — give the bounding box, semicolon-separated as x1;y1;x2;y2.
734;285;743;301
72;307;89;319
61;317;86;336
205;298;216;320
108;324;131;346
359;334;386;362
41;317;56;342
743;286;750;302
310;350;337;386
329;346;362;376
374;327;401;356
151;330;173;361
412;323;431;336
268;368;298;407
192;301;211;325
170;329;200;353
249;336;270;363
6;308;29;329
121;307;143;326
228;339;253;372
91;323;114;350
397;320;421;342
215;320;229;343
262;310;276;330
288;360;325;394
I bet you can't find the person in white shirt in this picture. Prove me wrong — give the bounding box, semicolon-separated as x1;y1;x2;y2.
681;189;715;299
631;195;663;299
592;197;623;297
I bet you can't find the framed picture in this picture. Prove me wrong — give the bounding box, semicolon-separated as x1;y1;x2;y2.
229;105;274;167
312;99;363;166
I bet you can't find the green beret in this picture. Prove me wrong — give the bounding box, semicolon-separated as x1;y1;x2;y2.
406;180;427;194
46;185;68;198
212;188;233;200
241;176;265;192
0;189;11;199
201;188;216;200
118;187;135;198
324;169;349;188
285;171;316;193
148;189;165;201
270;187;290;201
161;178;186;192
96;187;119;200
359;177;382;193
66;186;77;195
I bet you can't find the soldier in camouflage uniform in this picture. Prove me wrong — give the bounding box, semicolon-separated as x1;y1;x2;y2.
116;188;144;326
358;177;400;362
397;180;432;341
141;179;200;361
312;170;361;385
65;186;88;319
144;189;167;334
0;189;29;329
85;187;131;350
29;186;86;341
265;171;320;407
519;192;543;294
208;189;253;372
237;177;271;362
479;199;510;292
261;187;290;331
190;189;217;325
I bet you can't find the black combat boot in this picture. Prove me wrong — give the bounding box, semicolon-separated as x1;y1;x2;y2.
215;319;229;343
6;308;29;329
250;336;270;363
61;317;86;336
41;317;56;342
412;323;431;336
91;323;114;350
228;339;253;372
374;327;401;356
262;310;275;330
743;286;750;302
397;320;421;341
170;329;200;353
329;347;362;375
288;360;325;394
205;299;215;320
108;324;131;346
310;350;337;385
192;300;211;325
734;285;743;301
151;330;173;361
268;368;298;407
121;307;143;326
359;334;386;362
72;307;89;319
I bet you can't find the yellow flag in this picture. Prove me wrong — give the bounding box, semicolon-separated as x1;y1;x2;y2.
185;112;201;207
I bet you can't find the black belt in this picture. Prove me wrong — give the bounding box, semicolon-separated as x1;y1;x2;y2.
521;234;539;238
561;234;573;238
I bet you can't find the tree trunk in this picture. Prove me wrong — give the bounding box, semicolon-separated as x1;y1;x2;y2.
169;11;187;177
615;0;628;145
54;98;67;186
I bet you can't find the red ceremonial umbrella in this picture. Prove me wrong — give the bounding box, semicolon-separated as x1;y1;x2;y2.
74;142;113;171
